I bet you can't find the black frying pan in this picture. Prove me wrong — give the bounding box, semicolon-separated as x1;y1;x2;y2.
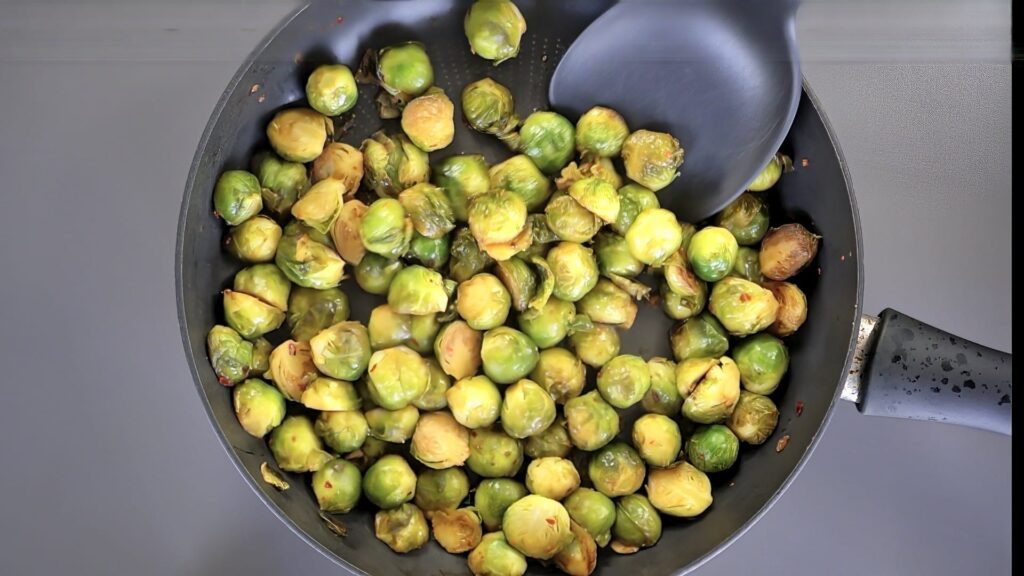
174;2;1012;574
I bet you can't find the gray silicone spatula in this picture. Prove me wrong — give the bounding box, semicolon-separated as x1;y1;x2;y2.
549;0;801;222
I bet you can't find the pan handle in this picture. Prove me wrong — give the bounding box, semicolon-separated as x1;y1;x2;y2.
841;310;1011;435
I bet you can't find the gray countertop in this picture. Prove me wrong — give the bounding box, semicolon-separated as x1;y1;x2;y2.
0;1;1010;574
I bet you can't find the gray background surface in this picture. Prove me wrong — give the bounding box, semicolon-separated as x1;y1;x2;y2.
0;1;1011;575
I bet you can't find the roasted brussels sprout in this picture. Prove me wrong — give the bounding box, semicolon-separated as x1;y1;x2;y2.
223;290;285;339
446;375;502;429
631;413;682;468
592;354;649;409
612;183;659;236
708;277;779;336
645;460;712;518
276;221;346;289
312;458;362;513
611;494;661;552
208;325;254;386
415;467;471;514
670;312;729;362
330;199;368;265
625;208;683;266
493;257;536;312
316;410;369;454
732;333;789;395
306;64;358;117
563;391;619;451
575;106;629;158
366;405;421;443
387;265;448;315
660;277;707;322
715;192;769;245
502;495;572;560
366;345;429;410
435;320;484;380
525;416;573;458
568;323;620;369
268;415;333;473
354;253;404;295
433;155;491;221
545;193;602;244
360;197;414;259
312;143;364;196
526;457;580;501
432;507;483;553
760;223;820;280
467;426;524;478
253;152;308;217
593;232;643;279
409;231;451;269
227;215;282;264
468;532;528;576
640;357;682;415
475;478;529;531
300;376;361;411
577;279;637;330
266;107;329;163
401;87;455;152
308;321;370;381
621;130;683;192
232;263;291;311
464;0;527;64
514;111;576;174
469;189;529;246
747;152;792;192
588;442;645;498
377;42;434;98
462;77;519;139
728;246;763;283
680;356;742;424
363;454;418;509
457;273;512;330
554;520;598;576
232;378;285;437
411;411;471;469
686;226;739;282
375;503;430;553
546;242;599;302
491;154;552;211
361;131;430;198
564;488;616;548
481;326;540;384
500;378;556;438
266;339;318;401
518;297;579;349
213;170;263;226
413;359;451;411
449;227;494;283
765;281;807;337
686;424;740;473
531;348;586;404
398;183;455;239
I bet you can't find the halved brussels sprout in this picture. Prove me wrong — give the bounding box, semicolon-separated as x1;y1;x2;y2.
433;155;491;221
461;77;519;140
276;221;346;289
446;375;502;429
531;348;586;404
525;416;573;458
732;333;789;395
309;321;370;381
355;253;404;295
329;199;368;265
610;494;661;552
449;227;494;283
312;458;362;513
467;426;524;478
232;378;285;437
361;131;430;199
468;532;528;576
316;410;369;454
306;64;358;116
670;312;729;362
526;457;580;501
401;87;455;152
300;376;361;411
432;508;483;553
481;326;540;384
253;152;308;217
457;273;512;330
511;111;575;174
577;279;637;330
227;216;282;264
312;143;364;201
593;232;644;278
545;193;602;244
645;461;712;518
500;378;556;439
568;177;620;224
759;223;820;281
563;391;619;451
223;290;285;339
621;129;683;192
612;183;659;236
266;107;330;163
266;339;317;401
491;155;552;211
435;320;483;380
681;356;742;424
398;183;455;239
413;359;451;411
641;357;682;416
268;415;333;473
366;345;430;410
377;42;434;98
363;454;418;509
410;411;470;469
727;391;780;445
568;323;620;369
469;189;528;246
464;0;527;64
547;242;599;302
588;442;645;497
518;297;579;350
715;192;769;245
366;405;421;443
765;281;807;337
687;226;739;282
375;503;430;553
747;152;792;192
728;246;763;283
708;277;779;336
213;170;262;226
476;478;529;531
232;265;290;317
415;467;471;514
576;106;629;158
564;488;616;548
625;208;683;266
208;325;254;386
502;495;572;560
631;414;682;468
686;424;739;473
387;265;448;315
409;231;451;269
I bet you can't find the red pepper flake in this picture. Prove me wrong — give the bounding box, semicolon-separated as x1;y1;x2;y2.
288;342;297;356
249;83;260;94
324;481;333;489
294;53;304;64
801;158;809;167
335;16;345;24
739;293;751;302
545;517;556;526
217;375;232;386
795;401;804;416
775;435;791;453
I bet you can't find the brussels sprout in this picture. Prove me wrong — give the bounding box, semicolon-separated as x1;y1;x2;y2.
620;129;683;192
328;199;368;265
223;290;284;339
464;0;527;64
375;502;430;553
366;345;430;410
631;414;682;468
765;281;807;337
670;312;729;362
316;410;369;454
686;226;739;282
446;375;502;429
591;233;641;280
300;377;361;411
376;42;434;98
449;227;494;283
457;273;512;330
361;131;431;198
366;405;421;443
511;111;575;174
491;155;552;211
469;189;528;246
468;532;528;576
477;478;529;532
563;488;616;548
432;155;491;222
354;253;404;295
368;304;413;350
500;378;556;439
481;327;540;384
554;520;598;576
546;242;598;302
681;356;742;424
577;279;637;330
563;391;619;451
526;457;580;501
526;253;556;309
675;357;718;399
408;231;451;269
588;442;645;497
232;378;285;437
728;246;763;283
611;183;659;236
491;258;535;313
410;411;470;469
251;337;273;373
266;107;330;163
686;424;739;473
594;354;650;409
517;297;577;349
306;64;358;116
467;426;524;478
363;454;418;509
611;494;661;552
435;320;483;380
575;106;629;158
732;333;789;395
387;265;448;315
568;323;620;368
645;461;712;518
312;143;364;198
407;360;448;411
253;152;309;217
759;223;820;281
266;339;317;401
431;508;483;553
213;170;262;226
747;152;792;192
268;415;333;473
624;208;683;267
641;357;682;416
233;263;291;311
312;458;362;513
568;177;619;224
462;77;519;140
308;321;370;381
502;495;572;559
715;192;769;245
275;221;346;289
708;277;779;336
360;197;413;259
415;467;471;514
660;279;706;322
525;416;573;458
544;193;602;244
207;325;254;386
531;348;586;404
400;87;455;152
227;216;282;264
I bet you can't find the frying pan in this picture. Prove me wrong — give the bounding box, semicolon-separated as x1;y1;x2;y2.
174;2;1012;574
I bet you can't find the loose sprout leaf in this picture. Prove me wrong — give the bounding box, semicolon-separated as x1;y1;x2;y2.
260;462;290;491
320;511;349;537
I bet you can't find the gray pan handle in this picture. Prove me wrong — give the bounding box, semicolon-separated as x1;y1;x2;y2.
842;310;1011;435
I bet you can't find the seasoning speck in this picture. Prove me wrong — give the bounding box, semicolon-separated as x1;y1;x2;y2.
795;401;804;416
542;54;549;62
250;83;260;94
257;95;266;104
801;158;809;167
775;435;790;453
